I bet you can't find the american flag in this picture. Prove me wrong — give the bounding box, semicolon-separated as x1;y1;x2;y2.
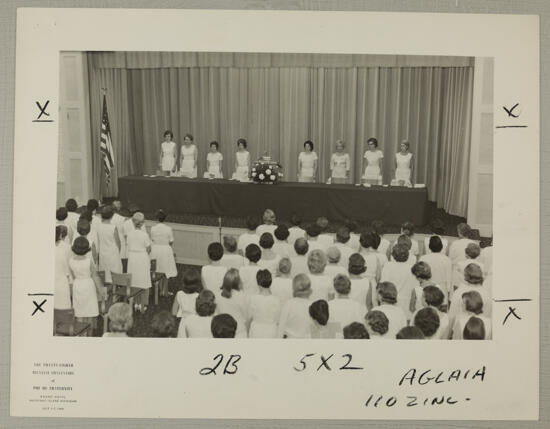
100;94;115;185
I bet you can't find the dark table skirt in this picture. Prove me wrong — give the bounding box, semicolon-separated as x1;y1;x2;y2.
118;176;429;225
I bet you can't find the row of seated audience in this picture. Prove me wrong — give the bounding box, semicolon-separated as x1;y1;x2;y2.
55;200;493;339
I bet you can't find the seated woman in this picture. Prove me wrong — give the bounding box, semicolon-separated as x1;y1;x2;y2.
329;139;350;184
204;141;223;179
232;138;250;182
103;302;133;337
297;140;318;183
362;137;384;185
394;140;413;186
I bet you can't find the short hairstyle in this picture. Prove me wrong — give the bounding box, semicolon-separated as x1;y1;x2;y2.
463;316;486;340
304;140;314;150
182;269;203;294
77;219;91;236
465;243;481;259
237;138;248;149
278;257;292;275
335;226;350;244
359;229;381;250
414;307;440;338
376;282;398;305
396;326;425;339
367;137;378;147
333;274;351;295
211;314;238;338
207;242;224;262
72;236;91;256
365;310;389;336
274;224;289;241
411;261;432;280
151;310;176;337
396;234;412;250
309;300;329;326
461;290;484;315
256;269;273;288
294;238;309;256
221;268;241;299
222;236;238;253
65;198;78;212
108;303;133;333
56;225;68;242
464;263;484;285
400;139;410;150
392;243;410;263
326;246;341;263
163;130;174;139
132;212;145;227
348;253;366;275
259;232;275;249
156;209;167;222
401;221;415;236
79;210;93;223
335;139;345;148
290;213;302;226
101;205;114;220
343;322;370;339
292;273;312;298
316;217;329;231
457;222;472;238
345;220;358;233
429;235;443;253
371;220;385;235
429;218;446;235
195;290;216;317
245;215;259;231
209;140;219;149
56;207;68;221
262;209;276;224
245;243;262;263
184;133;194;141
86;199;99;213
423;285;445;307
307;249;327;274
306;223;321;238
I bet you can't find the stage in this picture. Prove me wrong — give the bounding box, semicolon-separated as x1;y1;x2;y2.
118;176;429;226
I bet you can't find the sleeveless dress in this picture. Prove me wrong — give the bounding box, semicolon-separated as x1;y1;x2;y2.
330;153;350;182
160;141;176;172
150;223;177;278
395;152;412;184
97;222;122;284
69;255;99;318
248;294;281;338
205;152;223;178
54;241;72;310
298;151;317;182
364;150;384;181
233;150;250;181
180;144;197;178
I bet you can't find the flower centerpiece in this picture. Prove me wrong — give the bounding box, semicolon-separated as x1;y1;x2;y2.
251;153;283;184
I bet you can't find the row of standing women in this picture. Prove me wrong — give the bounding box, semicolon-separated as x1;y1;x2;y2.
159;131;414;185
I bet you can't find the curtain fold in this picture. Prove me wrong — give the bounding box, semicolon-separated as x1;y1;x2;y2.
87;56;473;217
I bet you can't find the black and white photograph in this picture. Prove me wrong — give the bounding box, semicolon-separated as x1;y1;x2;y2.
54;50;494;341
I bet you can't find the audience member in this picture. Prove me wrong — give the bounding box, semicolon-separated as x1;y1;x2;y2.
277;274;313;338
104;302;133;337
248;269;281;338
201;242;228;293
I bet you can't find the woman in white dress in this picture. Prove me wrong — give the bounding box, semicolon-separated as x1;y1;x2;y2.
158;130;177;176
178;290;216;338
329;139;350;184
126;212;152;312
216;269;249;338
394;140;413;186
172;269;202;335
55;225;72;311
97;205;122;284
363;137;384;185
69;237;104;331
179;133;198;178
150;209;178;297
232;138;250;182
298;140;317;183
205;141;223;179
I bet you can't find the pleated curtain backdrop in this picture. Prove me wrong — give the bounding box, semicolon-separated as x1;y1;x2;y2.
87;53;473;217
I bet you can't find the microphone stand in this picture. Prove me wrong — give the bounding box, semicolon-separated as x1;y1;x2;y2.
218;216;222;243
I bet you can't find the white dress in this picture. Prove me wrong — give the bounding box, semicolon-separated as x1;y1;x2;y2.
249;294;281;338
380;261;420;320
55;241;72;310
179;315;213;338
69;255;99;318
395;152;412;184
150;223;177;278
126;229;152;289
205;152;223;178
372;303;407;339
271;277;293;305
364;150;384;180
217;291;249;338
180;144;197;178
97;222;122;284
160;141;176;171
330;153;350;179
298;151;317;182
233;151;250;181
328;298;365;329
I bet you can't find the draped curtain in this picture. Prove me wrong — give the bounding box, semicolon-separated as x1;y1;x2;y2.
88;52;473;217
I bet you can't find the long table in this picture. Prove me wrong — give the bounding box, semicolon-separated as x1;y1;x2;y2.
118;176;429;225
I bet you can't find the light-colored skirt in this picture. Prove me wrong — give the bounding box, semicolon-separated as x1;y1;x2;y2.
180;160;197;178
54;275;72;310
99;245;122;283
127;251;152;289
233;166;249;182
73;278;99;317
364;165;381;180
151;244;177;278
395;167;411;182
161;155;176;172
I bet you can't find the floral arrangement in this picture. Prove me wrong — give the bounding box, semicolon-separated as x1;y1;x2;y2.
251;155;283;184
